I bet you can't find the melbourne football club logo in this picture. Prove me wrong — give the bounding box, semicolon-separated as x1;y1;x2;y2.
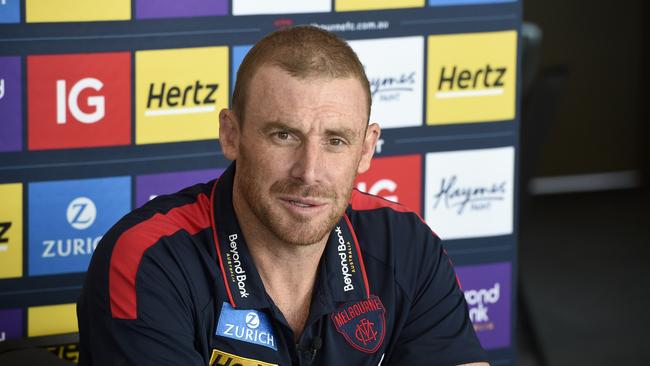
331;295;386;353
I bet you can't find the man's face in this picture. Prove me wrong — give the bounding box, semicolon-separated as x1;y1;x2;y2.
220;65;379;246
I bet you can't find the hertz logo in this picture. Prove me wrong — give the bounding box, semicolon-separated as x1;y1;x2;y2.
146;81;219;116
136;46;228;144
426;31;517;125
436;64;507;98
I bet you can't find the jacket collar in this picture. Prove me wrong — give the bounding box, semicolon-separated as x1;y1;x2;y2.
210;162;370;310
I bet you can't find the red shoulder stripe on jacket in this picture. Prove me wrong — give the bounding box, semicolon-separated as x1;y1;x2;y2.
349;189;437;236
109;193;211;319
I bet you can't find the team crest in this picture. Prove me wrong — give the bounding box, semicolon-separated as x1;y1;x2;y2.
330;295;386;353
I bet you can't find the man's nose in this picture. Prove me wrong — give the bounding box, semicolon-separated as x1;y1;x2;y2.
290;140;321;185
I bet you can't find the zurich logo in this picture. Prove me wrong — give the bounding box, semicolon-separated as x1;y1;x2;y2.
216;302;277;351
66;197;96;230
245;312;260;329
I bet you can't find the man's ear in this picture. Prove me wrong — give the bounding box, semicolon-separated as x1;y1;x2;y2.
357;123;381;175
219;109;241;161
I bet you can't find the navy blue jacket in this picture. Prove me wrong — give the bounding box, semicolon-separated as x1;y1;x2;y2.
78;163;487;365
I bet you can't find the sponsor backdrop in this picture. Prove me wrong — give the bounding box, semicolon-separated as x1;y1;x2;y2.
0;0;521;364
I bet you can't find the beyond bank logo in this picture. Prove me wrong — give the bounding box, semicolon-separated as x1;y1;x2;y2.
349;36;424;129
456;262;511;350
135;46;229;144
27;52;131;150
28;177;130;276
355;154;422;214
426;31;517;125
425;147;514;240
0;183;22;279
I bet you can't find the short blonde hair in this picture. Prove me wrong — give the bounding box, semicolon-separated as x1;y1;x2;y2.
232;25;371;122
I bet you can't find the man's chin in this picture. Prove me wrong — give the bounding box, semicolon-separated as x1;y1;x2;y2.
271;223;332;247
276;228;330;246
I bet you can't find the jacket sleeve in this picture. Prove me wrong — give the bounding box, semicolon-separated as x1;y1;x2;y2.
78;232;206;366
387;225;488;366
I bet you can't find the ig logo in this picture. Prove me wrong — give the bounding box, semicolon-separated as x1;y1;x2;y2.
245;312;260;329
66;197;97;230
56;78;105;124
357;179;398;203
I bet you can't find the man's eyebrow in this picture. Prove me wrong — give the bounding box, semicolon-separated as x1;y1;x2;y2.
324;127;358;142
260;121;302;136
261;121;360;142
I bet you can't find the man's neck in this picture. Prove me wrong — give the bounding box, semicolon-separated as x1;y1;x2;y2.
232;181;328;340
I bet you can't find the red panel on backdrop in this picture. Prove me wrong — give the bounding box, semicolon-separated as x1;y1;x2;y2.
27;52;131;150
354;154;422;215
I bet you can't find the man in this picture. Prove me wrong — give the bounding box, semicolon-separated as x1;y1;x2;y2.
78;26;489;366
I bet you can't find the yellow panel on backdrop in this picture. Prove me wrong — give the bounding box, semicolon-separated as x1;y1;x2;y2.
0;183;22;279
426;31;517;125
136;46;229;145
28;303;78;336
336;0;424;11
26;0;131;23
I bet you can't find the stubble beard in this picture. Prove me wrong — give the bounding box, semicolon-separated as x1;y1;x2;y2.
237;165;352;246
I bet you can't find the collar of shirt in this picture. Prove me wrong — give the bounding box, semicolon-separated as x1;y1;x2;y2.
209;162;371;313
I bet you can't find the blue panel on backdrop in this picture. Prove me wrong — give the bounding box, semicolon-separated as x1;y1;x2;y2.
28;177;131;276
0;0;20;23
231;45;253;95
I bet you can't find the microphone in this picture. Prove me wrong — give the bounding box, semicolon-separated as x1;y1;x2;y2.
309;336;322;362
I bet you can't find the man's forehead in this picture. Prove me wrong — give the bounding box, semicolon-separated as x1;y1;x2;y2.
245;65;368;130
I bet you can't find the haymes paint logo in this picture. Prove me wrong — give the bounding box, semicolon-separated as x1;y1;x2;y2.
349;36;424;129
425;147;514;240
431;175;507;215
456;262;511;350
28;177;131;276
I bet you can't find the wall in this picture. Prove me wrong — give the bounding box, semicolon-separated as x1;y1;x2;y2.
523;0;644;177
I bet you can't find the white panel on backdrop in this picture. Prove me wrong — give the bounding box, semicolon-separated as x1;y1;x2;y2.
232;0;331;15
425;146;514;240
349;36;424;129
